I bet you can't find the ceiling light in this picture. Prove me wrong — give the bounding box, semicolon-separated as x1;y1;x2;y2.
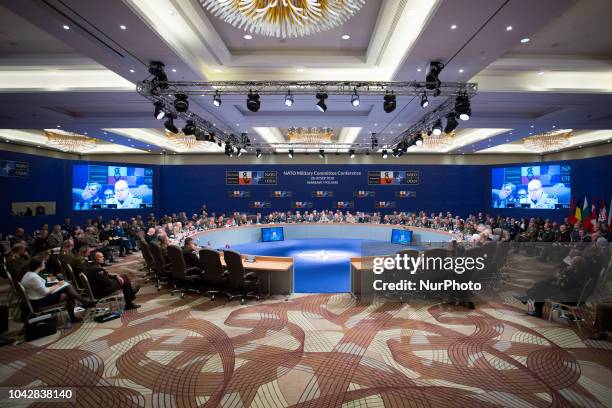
432;119;443;136
153;101;165;120
256;149;262;158
214;69;222;73
171;68;177;72
454;94;471;121
316;92;328;112
451;24;457;29
415;136;423;146
520;37;530;43
213;91;222;107
236;147;243;157
182;120;196;135
383;91;396;113
349;149;355;158
458;69;464;73
164;115;178;134
246;91;261;112
537;71;544;75
174;93;189;112
244;34;253;40
288;149;294;158
120;25;127;30
56;125;61;128
444;113;459;134
351;88;360;107
319;149;325;158
296;68;304;72
417;68;422;72
341;34;351;40
285;91;294;107
420;93;429;108
506;25;513;31
129;69;135;73
62;25;70;30
382;149;388;159
425;61;444;90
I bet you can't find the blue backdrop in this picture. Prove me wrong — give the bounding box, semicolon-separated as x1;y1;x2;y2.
1;150;611;234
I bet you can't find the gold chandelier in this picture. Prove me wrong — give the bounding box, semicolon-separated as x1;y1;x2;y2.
201;0;366;38
45;130;98;152
165;131;202;149
523;130;572;153
419;131;455;150
287;127;334;144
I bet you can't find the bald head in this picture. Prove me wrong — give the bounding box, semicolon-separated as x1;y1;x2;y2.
527;179;543;202
114;179;130;201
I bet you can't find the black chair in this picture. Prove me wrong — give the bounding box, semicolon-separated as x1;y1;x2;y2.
139;241;157;282
149;242;171;290
223;250;260;305
166;245;202;298
199;248;230;300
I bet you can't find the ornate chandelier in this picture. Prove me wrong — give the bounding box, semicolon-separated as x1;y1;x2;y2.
419;132;454;150
165;131;202;149
201;0;366;38
523;130;572;153
287;127;334;144
45;130;98;152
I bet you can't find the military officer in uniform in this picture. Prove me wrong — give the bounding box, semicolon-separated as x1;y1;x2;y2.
107;179;142;209
520;179;558;209
497;182;518;207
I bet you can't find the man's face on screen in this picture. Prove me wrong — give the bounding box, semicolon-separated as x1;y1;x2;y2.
82;184;99;200
115;181;129;201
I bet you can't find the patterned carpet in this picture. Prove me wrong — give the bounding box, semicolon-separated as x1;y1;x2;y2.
1;256;612;407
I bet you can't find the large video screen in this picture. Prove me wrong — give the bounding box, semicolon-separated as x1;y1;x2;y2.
261;227;284;242
491;164;571;209
72;164;154;210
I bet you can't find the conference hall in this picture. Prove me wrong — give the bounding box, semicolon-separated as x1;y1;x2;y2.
0;0;611;406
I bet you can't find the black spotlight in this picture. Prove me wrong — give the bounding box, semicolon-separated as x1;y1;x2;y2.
455;94;471;121
432;119;443;136
351;88;360;107
383;92;396;113
444;113;459;133
236;147;243;157
414;135;423;146
182;120;196;135
382;149;388;158
153;101;165;120
217;140;223;147
288;149;294;158
164;115;178;134
213;91;222;107
420;93;429;108
349;149;355;158
285;91;294;107
256;149;262;158
174;93;189;112
315;92;328;112
149;61;168;94
224;142;233;157
319;149;325;158
365;150;370;156
371;133;379;149
425;61;444;90
246;91;260;112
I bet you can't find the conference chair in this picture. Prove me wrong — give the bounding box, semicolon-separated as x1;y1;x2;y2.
223;250;260;305
166;245;202;298
139;241;157;282
79;272;124;317
3;265;24;320
199;248;230;300
62;264;84;294
16;281;66;322
148;242;171;290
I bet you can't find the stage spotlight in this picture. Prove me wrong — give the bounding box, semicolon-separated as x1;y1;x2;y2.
256;149;262;158
315;92;328;112
174;93;189;112
382;149;388;158
444;113;459;133
236;147;243;157
217;140;222;147
415;135;423;146
288;149;294;158
164;115;178;134
383;92;396;113
285;91;294;107
432;119;443;136
420;93;429;108
455;94;471;121
349;149;355;158
153;101;165;120
213;91;222;107
225;142;233;157
351;88;360;107
247;91;260;112
182;120;196;135
371;133;378;149
425;61;444;91
149;61;168;94
319;149;325;158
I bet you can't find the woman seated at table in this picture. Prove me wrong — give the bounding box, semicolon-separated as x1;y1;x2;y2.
19;258;94;323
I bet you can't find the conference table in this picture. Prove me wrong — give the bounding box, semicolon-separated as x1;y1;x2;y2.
193;223;454;296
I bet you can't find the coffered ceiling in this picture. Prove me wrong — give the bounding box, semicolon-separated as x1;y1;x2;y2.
0;0;611;156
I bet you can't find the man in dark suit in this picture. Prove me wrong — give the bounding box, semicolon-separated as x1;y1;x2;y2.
182;237;201;270
86;251;140;310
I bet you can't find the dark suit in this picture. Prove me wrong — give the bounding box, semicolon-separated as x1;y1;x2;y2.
85;264;136;304
182;247;201;270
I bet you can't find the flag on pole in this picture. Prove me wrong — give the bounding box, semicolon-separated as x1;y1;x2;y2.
568;196;576;225
598;198;607;223
582;197;590;230
608;197;612;229
590;198;597;230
